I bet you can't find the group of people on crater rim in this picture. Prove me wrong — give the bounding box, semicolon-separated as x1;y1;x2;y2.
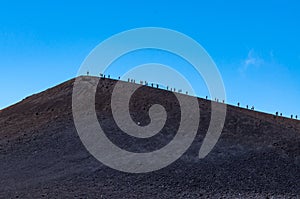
237;102;255;110
276;112;297;120
87;72;299;120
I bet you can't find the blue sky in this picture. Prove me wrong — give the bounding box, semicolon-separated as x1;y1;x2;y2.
0;0;299;117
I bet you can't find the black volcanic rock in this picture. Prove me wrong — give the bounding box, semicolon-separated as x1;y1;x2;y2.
0;76;299;198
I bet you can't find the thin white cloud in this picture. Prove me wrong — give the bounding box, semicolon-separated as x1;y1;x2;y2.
244;49;264;69
239;49;265;75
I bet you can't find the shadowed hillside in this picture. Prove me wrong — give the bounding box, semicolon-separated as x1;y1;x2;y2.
0;76;299;198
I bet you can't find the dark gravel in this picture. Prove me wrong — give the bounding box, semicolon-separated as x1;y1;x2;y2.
0;77;299;198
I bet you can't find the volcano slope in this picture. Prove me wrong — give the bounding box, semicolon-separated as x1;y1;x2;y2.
0;76;299;198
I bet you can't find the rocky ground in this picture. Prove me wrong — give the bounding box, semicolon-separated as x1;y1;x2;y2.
0;76;299;198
